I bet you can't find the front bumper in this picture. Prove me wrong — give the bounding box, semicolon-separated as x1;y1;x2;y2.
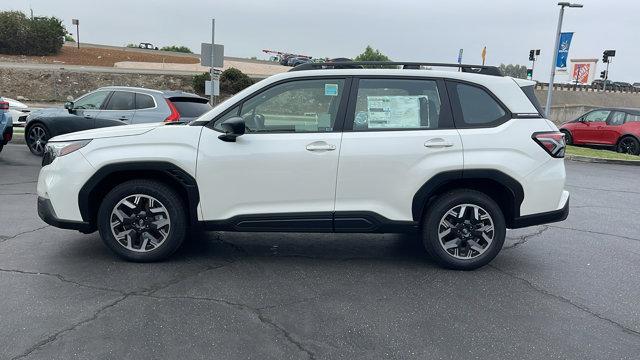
37;196;95;233
510;194;570;229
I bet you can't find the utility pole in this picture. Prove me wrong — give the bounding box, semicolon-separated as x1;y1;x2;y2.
545;2;582;117
72;19;80;49
210;19;217;105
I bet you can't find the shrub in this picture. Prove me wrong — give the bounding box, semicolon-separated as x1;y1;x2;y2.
125;43;137;48
160;45;192;54
0;11;65;55
220;68;254;94
192;68;254;95
65;34;75;42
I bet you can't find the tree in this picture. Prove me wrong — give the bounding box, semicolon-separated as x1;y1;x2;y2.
0;11;65;56
499;63;528;79
160;45;192;54
354;45;391;62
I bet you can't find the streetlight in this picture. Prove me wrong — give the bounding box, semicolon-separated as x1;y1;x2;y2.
544;2;583;117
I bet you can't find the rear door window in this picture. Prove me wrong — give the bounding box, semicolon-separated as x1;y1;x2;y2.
105;91;135;110
348;78;452;130
169;98;212;118
447;82;509;128
608;111;626;126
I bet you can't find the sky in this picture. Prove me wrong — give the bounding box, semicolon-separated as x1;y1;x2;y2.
4;0;640;82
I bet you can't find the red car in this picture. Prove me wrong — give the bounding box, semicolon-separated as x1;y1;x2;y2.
560;108;640;155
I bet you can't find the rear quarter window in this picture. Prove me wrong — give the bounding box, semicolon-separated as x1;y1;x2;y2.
447;81;509;128
520;85;544;116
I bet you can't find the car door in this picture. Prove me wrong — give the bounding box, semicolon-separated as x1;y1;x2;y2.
64;90;112;132
334;77;463;226
580;109;610;144
196;77;350;229
603;111;626;145
97;90;136;124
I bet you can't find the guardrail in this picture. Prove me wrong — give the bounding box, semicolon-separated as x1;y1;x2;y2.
535;83;640;94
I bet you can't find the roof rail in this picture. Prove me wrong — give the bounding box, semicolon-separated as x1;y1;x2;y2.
289;61;503;76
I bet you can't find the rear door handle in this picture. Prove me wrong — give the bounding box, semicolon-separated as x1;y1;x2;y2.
306;141;336;152
424;138;454;148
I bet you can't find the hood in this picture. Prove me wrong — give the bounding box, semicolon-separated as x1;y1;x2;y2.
4;98;28;109
50;122;163;142
28;107;68;120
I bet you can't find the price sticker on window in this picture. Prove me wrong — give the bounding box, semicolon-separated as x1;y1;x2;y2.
324;84;339;96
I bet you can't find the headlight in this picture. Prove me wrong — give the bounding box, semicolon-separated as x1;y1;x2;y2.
42;139;91;166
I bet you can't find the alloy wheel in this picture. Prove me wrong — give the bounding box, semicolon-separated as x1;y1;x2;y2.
28;126;48;155
437;204;495;260
109;194;171;253
618;138;639;155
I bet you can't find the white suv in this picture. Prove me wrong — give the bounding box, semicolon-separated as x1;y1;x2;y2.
37;63;569;270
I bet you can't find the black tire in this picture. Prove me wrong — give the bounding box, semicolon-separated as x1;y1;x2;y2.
26;123;50;156
0;143;3;153
617;136;640;155
422;189;506;270
561;129;572;145
97;179;187;262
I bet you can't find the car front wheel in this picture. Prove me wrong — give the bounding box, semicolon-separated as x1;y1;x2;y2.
26;124;49;156
561;130;572;145
422;190;506;270
97;179;187;262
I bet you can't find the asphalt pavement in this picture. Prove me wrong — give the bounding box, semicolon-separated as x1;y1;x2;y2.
1;143;639;359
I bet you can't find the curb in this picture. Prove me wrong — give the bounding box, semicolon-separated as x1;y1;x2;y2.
565;154;640;166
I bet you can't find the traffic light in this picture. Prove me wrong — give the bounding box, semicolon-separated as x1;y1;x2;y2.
529;50;535;61
602;50;616;63
527;68;533;79
600;70;607;79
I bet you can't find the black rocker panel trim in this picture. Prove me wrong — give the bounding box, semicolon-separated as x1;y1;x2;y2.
201;211;418;233
78;162;200;228
411;169;525;224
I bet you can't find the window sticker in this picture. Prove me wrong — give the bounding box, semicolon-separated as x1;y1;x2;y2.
366;95;428;128
324;84;339;96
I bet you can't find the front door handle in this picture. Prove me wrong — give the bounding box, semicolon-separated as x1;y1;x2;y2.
424;138;454;148
306;141;336;152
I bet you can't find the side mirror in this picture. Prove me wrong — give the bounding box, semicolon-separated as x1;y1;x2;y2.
218;116;246;142
64;101;74;112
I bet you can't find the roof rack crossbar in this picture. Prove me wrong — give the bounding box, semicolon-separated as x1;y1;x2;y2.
289;61;503;76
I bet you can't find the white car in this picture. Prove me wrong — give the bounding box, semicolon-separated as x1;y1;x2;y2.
3;97;30;127
36;62;569;270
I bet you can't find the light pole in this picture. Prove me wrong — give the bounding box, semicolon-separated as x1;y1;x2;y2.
545;2;583;117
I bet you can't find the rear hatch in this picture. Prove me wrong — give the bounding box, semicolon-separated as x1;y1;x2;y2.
167;96;212;122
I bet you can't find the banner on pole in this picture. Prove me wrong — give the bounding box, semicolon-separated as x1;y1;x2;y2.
555;32;573;73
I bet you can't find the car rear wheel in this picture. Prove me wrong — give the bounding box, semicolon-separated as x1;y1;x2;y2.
97;180;187;262
422;190;506;270
26;124;49;156
617;136;640;155
561;130;572;145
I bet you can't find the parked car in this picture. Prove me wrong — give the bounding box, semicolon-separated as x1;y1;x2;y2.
25;86;211;156
560;108;640;155
0;99;13;154
613;81;633;91
590;79;613;89
3;97;30;127
36;61;569;270
633;82;640;90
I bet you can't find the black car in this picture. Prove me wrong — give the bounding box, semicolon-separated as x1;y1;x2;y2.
25;86;211;155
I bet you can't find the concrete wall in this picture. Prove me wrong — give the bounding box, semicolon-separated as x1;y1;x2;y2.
534;89;640;124
0;67;195;102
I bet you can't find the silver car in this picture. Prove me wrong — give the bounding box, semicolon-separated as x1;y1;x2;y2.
25;86;212;155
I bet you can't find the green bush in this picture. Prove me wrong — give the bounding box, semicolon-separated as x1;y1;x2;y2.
125;43;137;48
0;11;65;56
65;34;75;42
160;45;192;53
192;68;254;95
220;68;254;94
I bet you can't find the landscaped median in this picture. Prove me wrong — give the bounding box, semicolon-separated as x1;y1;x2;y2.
565;145;640;165
10;126;25;145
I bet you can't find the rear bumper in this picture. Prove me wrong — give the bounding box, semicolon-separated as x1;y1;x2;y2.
2;125;12;145
37;196;95;233
510;194;569;229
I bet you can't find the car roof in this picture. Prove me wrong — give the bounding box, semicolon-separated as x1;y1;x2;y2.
95;86;205;100
593;107;640;114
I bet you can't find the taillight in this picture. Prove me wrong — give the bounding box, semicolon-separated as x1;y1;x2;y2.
532;131;565;158
164;99;180;122
0;101;8;111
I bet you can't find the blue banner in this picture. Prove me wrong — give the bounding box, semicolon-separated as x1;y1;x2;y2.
556;32;573;70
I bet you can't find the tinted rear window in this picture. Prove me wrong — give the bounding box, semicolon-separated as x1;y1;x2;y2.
520;85;544;116
170;98;212;118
